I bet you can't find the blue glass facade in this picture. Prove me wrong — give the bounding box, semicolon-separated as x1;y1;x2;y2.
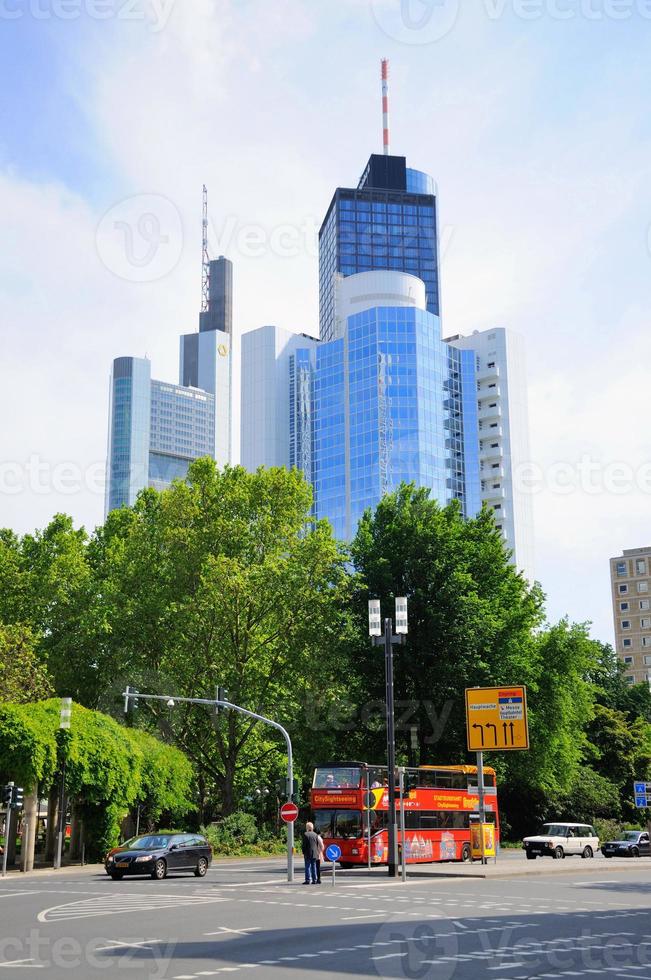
288;348;313;481
311;306;480;540
319;154;440;343
106;357;151;513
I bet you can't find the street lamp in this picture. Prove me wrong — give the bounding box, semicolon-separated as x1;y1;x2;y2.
54;698;72;870
368;597;408;878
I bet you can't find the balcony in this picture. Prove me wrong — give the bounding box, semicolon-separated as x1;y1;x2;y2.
482;486;506;502
481;463;505;479
480;444;504;462
477;364;500;383
479;423;503;439
478;403;502;423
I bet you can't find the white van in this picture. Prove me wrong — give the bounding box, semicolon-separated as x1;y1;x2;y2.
522;822;599;860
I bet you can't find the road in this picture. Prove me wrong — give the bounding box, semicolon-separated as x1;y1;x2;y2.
1;856;650;978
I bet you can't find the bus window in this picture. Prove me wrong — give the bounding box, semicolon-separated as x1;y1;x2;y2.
483;773;496;788
334;810;363;839
313;767;362;789
436;771;467;789
367;767;385;789
313;810;335;836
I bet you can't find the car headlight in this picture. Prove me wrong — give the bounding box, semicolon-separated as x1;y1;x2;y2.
106;855;114;862
134;855;153;863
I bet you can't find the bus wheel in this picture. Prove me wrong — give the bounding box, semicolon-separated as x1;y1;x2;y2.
461;843;471;863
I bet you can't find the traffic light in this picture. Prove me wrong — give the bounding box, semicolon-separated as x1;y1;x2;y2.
275;778;298;798
1;784;12;808
11;786;23;810
215;687;228;716
123;686;139;714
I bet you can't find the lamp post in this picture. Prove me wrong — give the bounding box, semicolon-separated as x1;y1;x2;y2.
54;698;72;870
123;689;295;882
369;597;408;878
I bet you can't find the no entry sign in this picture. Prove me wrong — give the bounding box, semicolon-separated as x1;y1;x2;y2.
280;802;299;823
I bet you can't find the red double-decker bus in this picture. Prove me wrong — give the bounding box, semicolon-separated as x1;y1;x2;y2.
310;761;498;866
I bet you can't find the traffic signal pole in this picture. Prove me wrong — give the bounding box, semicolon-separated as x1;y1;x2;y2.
123;689;295;882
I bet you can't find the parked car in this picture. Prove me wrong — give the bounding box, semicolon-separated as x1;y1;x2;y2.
602;830;650;858
522;822;599;860
105;833;212;880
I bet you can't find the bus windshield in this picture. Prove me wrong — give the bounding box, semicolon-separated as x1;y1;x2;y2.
313;767;362;789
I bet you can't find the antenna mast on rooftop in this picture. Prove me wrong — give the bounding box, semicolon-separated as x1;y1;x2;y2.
381;58;390;155
201;184;210;313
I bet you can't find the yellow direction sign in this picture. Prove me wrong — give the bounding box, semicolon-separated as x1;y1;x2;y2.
465;686;529;752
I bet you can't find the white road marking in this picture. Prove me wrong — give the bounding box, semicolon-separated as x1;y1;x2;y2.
0;960;45;969
38;892;228;922
204;927;261;936
341;912;386;919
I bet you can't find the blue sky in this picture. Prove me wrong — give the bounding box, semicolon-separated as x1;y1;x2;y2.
2;0;651;644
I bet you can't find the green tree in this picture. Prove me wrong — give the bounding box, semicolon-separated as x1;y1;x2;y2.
349;486;544;763
97;460;350;818
0;624;53;704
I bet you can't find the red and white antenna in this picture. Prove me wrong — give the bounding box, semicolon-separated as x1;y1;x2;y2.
201;184;210;313
381;58;390;155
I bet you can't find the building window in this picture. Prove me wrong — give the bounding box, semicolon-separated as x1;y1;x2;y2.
643;637;651;648
638;581;649;593
625;675;635;685
645;656;651;666
620;602;630;611
619;585;629;594
622;620;631;630
616;561;628;577
642;618;651;630
623;638;632;648
641;599;651;610
637;559;647;575
624;656;634;664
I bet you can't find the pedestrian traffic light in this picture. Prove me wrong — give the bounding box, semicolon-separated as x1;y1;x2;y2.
274;778;297;799
11;786;23;810
1;785;12;808
215;687;228;715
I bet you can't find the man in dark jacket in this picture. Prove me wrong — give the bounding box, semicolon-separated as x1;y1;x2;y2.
301;822;320;884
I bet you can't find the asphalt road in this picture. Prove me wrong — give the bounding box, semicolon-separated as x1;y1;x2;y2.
1;856;650;978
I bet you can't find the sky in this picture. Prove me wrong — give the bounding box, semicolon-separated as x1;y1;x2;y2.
2;0;651;645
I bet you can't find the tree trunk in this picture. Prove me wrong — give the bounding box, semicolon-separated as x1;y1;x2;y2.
5;808;17;866
69;804;82;861
45;788;58;862
21;790;38;873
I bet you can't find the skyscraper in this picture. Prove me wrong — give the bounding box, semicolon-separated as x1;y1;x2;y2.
610;547;651;687
105;206;233;515
448;328;535;582
319;153;440;344
239;62;535;579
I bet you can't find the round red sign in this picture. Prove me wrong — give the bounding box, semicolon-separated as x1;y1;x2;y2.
279;802;299;823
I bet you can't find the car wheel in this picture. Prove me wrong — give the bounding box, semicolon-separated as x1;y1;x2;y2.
194;857;208;877
461;843;472;863
526;851;536;860
151;858;167;880
108;872;123;880
631;846;640;858
581;846;593;859
553;846;564;860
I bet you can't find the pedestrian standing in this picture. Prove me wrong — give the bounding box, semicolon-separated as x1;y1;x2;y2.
301;822;319;884
316;829;325;884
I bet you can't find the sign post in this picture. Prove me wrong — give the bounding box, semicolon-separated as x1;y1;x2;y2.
1;783;13;878
466;686;529;863
326;843;341;888
366;772;372;872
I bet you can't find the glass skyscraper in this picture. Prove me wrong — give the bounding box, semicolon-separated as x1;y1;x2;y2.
105;256;232;514
319;154;440;344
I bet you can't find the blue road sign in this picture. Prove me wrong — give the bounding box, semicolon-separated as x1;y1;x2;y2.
325;844;342;862
634;782;647;795
635;795;649;808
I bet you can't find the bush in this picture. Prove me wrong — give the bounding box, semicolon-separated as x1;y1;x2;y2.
201;812;286;856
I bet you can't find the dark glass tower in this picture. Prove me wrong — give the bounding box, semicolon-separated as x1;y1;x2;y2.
318;154;440;343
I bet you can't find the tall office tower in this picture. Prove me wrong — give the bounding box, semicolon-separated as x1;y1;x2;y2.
304;271;479;540
319;154;440;343
105;195;233;515
105;357;215;514
447;328;535;582
240;325;317;473
610;547;651;687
